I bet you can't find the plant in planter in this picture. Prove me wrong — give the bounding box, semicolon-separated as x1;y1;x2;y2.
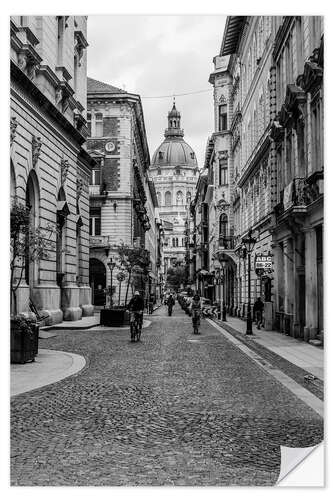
100;244;150;327
117;242;150;304
10;199;55;363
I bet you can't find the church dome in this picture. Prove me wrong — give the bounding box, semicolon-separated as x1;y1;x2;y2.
151;100;198;169
152;139;197;167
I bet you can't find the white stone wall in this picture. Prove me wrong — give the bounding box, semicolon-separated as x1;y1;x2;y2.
10;15;92;323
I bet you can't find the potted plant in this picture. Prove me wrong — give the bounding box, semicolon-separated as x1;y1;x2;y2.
10;199;55;363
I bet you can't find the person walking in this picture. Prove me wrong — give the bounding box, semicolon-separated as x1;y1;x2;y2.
166;294;175;316
253;297;264;329
190;292;202;334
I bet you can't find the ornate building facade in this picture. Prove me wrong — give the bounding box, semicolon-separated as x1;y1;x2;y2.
150;102;199;272
192;16;324;343
10;16;93;324
86;77;161;306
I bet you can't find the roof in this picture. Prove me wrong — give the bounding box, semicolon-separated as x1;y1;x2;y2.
87;77;127;95
220;16;246;56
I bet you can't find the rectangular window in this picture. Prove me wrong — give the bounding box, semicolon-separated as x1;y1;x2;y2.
95;113;103;137
89;207;101;236
218;104;228;131
90;168;101;186
219;159;228;186
87;113;91;136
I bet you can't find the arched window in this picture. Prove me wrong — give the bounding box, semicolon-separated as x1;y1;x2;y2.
25;170;40;286
186;191;192;203
56;187;69;287
165;191;171;206
218;95;227;131
219;213;228;238
176;190;183;206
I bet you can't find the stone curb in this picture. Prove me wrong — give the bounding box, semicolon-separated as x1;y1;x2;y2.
11;349;86;397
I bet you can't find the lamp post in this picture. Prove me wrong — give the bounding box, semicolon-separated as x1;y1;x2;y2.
107;257;116;307
241;229;256;335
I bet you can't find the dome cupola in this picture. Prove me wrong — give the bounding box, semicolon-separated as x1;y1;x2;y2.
151;100;198;169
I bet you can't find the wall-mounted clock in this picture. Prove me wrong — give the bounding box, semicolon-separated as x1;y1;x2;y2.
105;141;116;153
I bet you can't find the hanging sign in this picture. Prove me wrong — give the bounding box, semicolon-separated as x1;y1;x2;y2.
255;254;273;271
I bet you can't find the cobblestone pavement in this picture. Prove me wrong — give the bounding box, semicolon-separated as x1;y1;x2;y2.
11;304;323;486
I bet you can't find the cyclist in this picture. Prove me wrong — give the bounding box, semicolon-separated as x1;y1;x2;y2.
127;291;144;341
166;293;175;316
190;292;202;334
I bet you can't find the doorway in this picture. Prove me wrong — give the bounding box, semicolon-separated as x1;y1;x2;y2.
89;258;106;306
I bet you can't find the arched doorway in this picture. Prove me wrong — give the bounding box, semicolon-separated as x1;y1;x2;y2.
89;258;106;306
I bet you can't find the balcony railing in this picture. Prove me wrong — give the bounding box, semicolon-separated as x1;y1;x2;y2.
218;235;235;250
274;172;323;219
89;235;110;248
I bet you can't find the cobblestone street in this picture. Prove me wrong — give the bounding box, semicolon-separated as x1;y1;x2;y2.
11;304;323;486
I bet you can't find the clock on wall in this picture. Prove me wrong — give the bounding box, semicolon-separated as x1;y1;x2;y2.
105;141;116;153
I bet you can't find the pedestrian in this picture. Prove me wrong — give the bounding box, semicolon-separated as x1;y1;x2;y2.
253;297;264;329
166;293;175;316
189;292;202;334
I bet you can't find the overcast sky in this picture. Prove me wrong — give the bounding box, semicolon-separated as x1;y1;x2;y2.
87;15;226;167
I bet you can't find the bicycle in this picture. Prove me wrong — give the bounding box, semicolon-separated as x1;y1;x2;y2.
129;311;143;342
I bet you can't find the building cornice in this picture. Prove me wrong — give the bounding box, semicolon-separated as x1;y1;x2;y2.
11;59;86;146
237;129;271;188
272;16;294;62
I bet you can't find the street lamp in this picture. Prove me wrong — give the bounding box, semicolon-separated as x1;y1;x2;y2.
107;257;116;307
241;229;256;335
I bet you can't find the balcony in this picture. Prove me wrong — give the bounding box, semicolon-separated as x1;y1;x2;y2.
89;235;110;249
274;172;323;220
218;235;235;250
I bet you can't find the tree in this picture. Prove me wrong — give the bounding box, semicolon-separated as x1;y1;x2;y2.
10;199;55;316
166;265;187;290
117;242;150;304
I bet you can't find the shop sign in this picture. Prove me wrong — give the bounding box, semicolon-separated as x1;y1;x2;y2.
255;255;272;271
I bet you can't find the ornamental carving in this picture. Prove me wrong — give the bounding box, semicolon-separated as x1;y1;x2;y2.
10;117;18;146
296;38;323;94
270;120;284;143
76;178;84;201
61;159;70;185
218;150;228;160
31;135;42;167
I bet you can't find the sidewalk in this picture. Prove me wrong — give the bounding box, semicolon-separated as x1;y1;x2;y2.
40;314;100;334
11;349;86;397
216;316;324;381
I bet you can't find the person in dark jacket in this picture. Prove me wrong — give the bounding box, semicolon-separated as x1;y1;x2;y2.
127;291;144;312
253;297;264;329
166;294;175;316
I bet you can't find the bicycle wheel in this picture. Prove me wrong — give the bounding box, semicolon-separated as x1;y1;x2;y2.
130;322;135;342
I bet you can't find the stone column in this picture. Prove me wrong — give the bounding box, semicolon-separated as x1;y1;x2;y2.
304;227;318;340
272;242;284;331
283;238;295;335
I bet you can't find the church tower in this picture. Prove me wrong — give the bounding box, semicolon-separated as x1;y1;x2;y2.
150;101;199;273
